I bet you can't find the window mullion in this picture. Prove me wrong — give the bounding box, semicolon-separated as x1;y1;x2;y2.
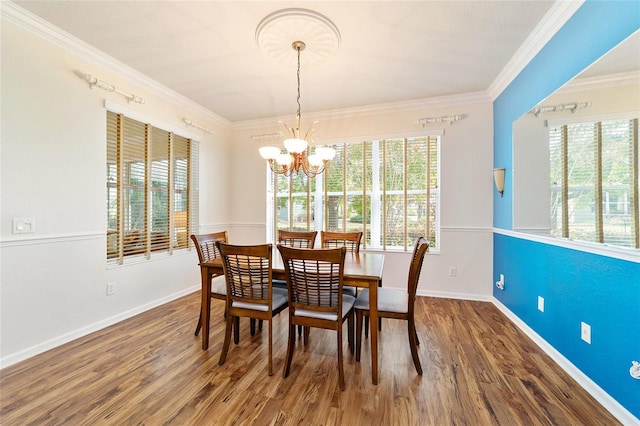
144;124;151;259
426;137;431;245
403;138;408;251
288;174;293;230
561;125;569;238
633;118;639;249
117;114;124;264
362;142;367;249
382;139;387;250
168;132;175;255
342;145;347;232
595;122;604;243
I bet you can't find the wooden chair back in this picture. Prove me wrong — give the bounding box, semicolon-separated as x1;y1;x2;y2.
278;246;346;316
190;231;228;264
320;231;363;253
189;231;229;336
277;230;317;248
215;242;287;376
216;242;273;309
407;236;429;310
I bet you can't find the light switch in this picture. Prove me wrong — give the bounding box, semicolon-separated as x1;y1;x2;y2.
12;218;35;234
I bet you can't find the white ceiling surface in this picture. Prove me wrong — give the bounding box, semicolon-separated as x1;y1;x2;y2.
14;1;559;123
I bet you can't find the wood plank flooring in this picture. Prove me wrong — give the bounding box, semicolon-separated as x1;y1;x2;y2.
0;293;620;425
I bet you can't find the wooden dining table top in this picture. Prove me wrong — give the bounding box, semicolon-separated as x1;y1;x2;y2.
201;250;385;286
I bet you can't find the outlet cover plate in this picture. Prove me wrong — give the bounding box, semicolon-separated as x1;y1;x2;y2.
581;322;591;344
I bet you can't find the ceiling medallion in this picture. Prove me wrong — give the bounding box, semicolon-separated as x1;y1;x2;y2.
255;8;341;67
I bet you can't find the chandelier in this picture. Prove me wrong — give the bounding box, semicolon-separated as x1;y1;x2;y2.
258;41;336;178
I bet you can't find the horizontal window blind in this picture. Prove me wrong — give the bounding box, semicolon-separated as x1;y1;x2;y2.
550;117;639;249
268;135;440;252
106;111;197;263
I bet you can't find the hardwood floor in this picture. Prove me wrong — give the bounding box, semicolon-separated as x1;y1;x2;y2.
0;293;620;425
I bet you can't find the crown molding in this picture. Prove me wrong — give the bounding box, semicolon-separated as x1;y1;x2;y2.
487;0;585;101
559;70;640;94
2;1;231;129
232;91;491;131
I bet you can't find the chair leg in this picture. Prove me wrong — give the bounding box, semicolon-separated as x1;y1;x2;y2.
303;326;310;345
283;321;296;379
259;320;263;331
408;318;423;375
194;312;202;336
347;312;354;354
268;320;273;376
337;327;345;391
250;318;256;336
364;316;368;338
355;311;363;362
219;315;234;365
297;324;303;338
233;317;240;344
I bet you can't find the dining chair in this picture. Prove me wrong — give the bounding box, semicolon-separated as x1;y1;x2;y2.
320;231;362;296
275;230;318;337
278;245;354;390
190;231;229;336
191;232;262;338
320;230;362;253
216;242;289;376
277;230;318;248
354;236;429;375
320;230;380;335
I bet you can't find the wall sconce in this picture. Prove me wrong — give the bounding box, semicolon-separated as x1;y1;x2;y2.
493;168;505;197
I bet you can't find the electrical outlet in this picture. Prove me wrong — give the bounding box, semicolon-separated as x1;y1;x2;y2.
495;274;504;290
106;282;115;296
449;266;457;277
581;322;591;344
537;296;544;312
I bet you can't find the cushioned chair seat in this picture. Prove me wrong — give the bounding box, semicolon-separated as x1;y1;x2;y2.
272;279;287;289
354;287;408;314
342;285;357;297
211;275;227;295
232;291;288;312
295;295;356;321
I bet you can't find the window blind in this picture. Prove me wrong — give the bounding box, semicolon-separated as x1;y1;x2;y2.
268;135;440;251
106;111;197;263
549;117;639;249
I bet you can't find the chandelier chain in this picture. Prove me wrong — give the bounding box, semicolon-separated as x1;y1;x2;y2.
296;44;302;125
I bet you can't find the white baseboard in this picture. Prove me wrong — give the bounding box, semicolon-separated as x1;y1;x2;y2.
417;289;493;302
0;286;199;370
492;298;640;426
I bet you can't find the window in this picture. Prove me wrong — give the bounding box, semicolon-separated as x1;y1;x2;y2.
107;111;199;263
550;117;639;249
267;136;440;251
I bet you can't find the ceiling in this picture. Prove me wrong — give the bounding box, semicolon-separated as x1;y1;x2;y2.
14;1;561;123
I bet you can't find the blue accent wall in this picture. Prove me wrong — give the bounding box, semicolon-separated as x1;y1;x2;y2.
493;1;640;420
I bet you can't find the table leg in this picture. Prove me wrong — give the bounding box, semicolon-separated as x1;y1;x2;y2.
201;266;211;350
370;279;379;384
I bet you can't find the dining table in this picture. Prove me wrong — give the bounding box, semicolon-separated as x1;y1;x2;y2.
198;248;385;385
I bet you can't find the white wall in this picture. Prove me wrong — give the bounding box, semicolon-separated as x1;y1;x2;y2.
1;6;495;367
229;99;495;300
0;17;229;366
